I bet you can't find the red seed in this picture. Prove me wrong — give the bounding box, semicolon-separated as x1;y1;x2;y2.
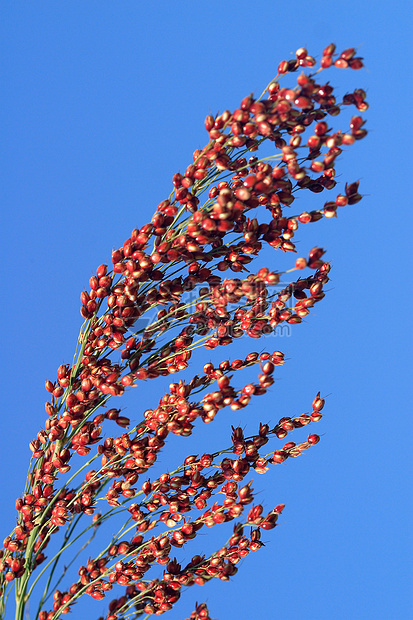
294;96;311;109
315;121;328;136
340;47;356;60
96;264;107;278
321;56;333;68
312;392;325;411
80;291;90;305
349;58;364;70
295;47;307;60
334;58;348;69
307;135;320;149
89;276;99;291
278;60;289;74
298;212;312;224
323;43;336;56
295;257;307;269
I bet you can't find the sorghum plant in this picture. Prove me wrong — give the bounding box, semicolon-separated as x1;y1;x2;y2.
0;43;367;620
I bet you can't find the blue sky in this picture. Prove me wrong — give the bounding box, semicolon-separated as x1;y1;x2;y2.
1;2;412;619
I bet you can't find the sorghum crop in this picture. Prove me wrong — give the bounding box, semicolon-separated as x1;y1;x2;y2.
0;43;367;620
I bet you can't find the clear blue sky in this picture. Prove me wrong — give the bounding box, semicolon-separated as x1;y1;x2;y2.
1;2;412;619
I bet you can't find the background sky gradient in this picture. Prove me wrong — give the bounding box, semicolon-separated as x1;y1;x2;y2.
1;2;412;619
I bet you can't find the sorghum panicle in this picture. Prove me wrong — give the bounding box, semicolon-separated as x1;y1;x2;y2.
0;44;367;620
